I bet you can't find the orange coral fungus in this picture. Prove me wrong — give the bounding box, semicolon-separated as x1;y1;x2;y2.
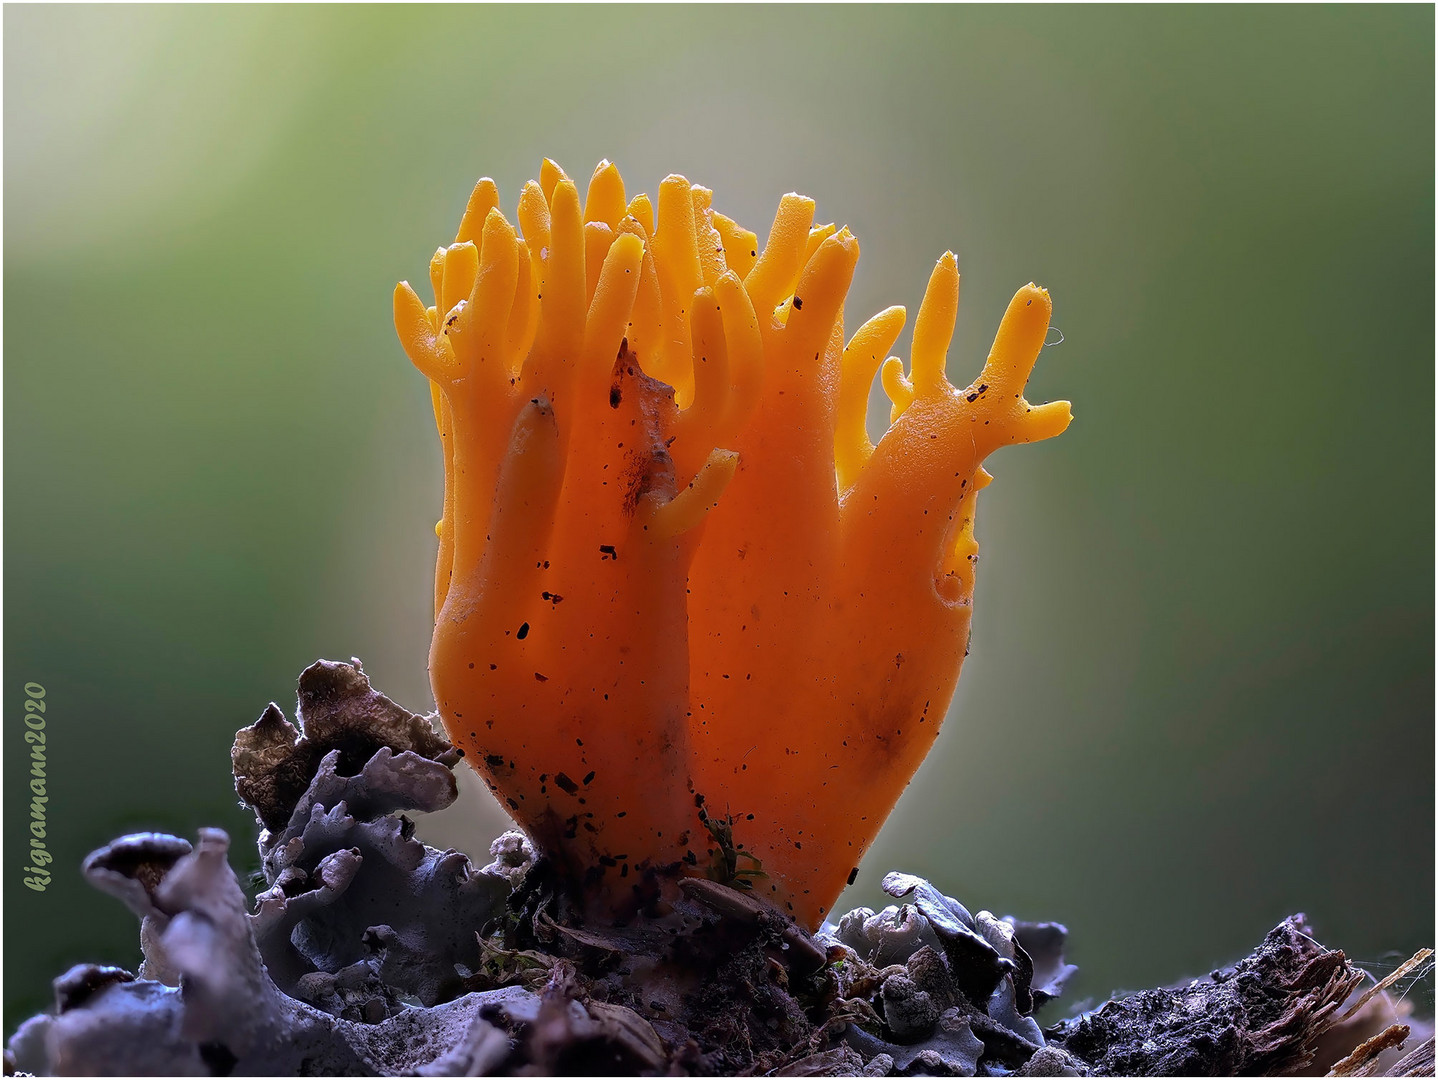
394;159;1070;927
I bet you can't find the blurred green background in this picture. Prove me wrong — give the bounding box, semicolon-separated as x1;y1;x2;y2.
6;5;1433;1031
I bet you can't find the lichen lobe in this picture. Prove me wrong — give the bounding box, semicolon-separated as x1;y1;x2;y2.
232;658;459;831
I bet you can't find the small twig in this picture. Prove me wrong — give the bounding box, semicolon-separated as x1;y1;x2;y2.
1325;1023;1409;1077
1387;1036;1435;1078
1340;949;1434;1021
677;878;826;971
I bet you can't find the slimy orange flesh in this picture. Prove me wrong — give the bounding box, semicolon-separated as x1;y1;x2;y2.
394;163;1070;924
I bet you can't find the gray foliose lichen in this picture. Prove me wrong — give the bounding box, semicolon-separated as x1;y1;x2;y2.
5;660;1427;1077
816;871;1081;1075
7;660;543;1076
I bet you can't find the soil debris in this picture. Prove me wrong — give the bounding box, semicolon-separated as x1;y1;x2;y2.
5;660;1431;1077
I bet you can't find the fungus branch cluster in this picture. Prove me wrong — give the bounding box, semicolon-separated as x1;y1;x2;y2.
394;160;1071;924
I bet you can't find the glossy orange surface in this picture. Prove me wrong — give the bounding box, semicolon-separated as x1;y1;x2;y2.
394;160;1069;925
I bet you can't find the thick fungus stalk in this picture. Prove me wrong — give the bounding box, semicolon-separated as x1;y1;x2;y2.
395;160;1070;925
